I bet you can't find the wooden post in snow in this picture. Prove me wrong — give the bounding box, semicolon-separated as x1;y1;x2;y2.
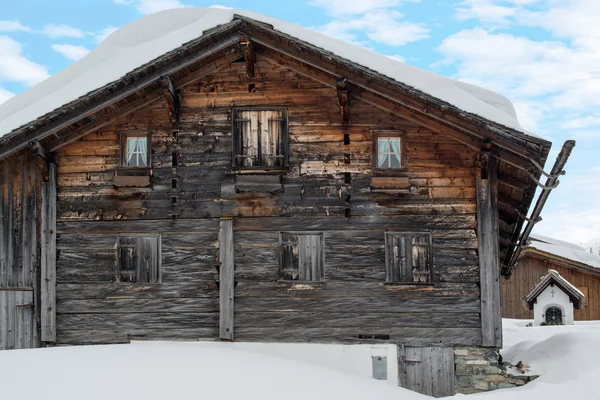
41;162;57;343
219;218;234;340
476;150;502;347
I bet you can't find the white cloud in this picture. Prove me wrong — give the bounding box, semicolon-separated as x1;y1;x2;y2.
41;24;85;38
0;86;15;104
435;28;600;132
309;0;402;16
114;0;185;14
94;26;119;44
319;10;429;47
455;0;517;26
0;36;50;87
51;44;91;61
208;4;232;9
0;20;31;32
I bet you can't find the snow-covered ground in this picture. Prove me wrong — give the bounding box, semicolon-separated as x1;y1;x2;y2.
0;319;598;399
476;319;600;399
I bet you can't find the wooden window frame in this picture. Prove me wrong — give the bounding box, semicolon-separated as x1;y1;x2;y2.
278;231;325;282
372;131;407;172
231;107;290;171
119;131;152;170
384;231;433;284
116;234;162;284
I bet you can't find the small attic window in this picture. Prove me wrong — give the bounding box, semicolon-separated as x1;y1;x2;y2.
232;108;289;169
373;132;406;170
121;132;151;168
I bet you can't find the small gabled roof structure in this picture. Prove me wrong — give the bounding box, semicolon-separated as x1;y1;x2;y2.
524;269;585;310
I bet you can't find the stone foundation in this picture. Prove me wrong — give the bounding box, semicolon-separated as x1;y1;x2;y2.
454;347;538;394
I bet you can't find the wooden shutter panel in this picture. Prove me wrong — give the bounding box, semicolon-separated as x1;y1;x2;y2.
136;236;159;283
297;234;323;281
281;233;299;280
118;235;160;283
411;235;431;283
119;237;137;283
386;233;406;282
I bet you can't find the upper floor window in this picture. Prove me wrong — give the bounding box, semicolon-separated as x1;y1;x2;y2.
121;133;150;168
374;133;406;169
385;232;432;283
232;108;288;169
279;232;324;281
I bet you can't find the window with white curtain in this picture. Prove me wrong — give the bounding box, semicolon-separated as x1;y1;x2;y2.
121;134;150;168
375;134;405;169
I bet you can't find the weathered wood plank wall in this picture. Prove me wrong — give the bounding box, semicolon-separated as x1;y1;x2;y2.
0;152;41;350
53;56;482;346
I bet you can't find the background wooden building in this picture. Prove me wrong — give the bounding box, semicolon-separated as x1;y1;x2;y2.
0;8;570;397
502;235;600;320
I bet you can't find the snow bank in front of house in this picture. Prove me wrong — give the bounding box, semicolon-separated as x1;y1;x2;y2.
0;341;429;400
0;8;532;138
476;319;600;399
528;234;600;270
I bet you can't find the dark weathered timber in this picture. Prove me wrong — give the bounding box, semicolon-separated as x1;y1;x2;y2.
477;153;502;347
41;162;57;342
219;219;234;340
399;346;455;397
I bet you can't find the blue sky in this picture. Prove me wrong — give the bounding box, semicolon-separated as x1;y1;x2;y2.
1;0;598;247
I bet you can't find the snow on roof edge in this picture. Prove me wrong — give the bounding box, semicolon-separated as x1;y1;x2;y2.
0;8;547;142
527;234;600;270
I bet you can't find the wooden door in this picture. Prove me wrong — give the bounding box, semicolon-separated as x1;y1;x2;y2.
0;290;36;350
398;346;455;397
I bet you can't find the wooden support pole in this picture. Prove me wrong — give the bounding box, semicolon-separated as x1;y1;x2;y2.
336;77;349;124
241;36;255;78
40;162;57;343
219;218;234;340
476;151;502;347
160;75;180;125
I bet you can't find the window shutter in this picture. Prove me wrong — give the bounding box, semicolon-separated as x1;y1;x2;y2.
119;238;137;283
280;233;323;281
118;235;160;283
281;233;299;280
136;236;159;283
411;235;431;283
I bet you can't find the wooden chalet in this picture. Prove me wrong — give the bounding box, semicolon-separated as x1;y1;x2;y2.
0;8;574;396
503;235;600;321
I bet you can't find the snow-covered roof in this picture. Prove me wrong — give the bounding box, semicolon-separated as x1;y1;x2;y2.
0;8;542;140
524;269;585;309
526;235;600;270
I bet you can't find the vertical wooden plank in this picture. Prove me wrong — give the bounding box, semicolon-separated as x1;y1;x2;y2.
219;219;234;340
397;344;407;389
6;291;15;349
0;291;6;349
477;153;502;347
41;162;57;342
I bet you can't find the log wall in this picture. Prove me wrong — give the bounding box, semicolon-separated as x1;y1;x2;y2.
0;152;41;350
54;57;483;346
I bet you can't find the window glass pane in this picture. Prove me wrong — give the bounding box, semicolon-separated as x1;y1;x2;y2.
126;137;148;167
377;138;389;168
